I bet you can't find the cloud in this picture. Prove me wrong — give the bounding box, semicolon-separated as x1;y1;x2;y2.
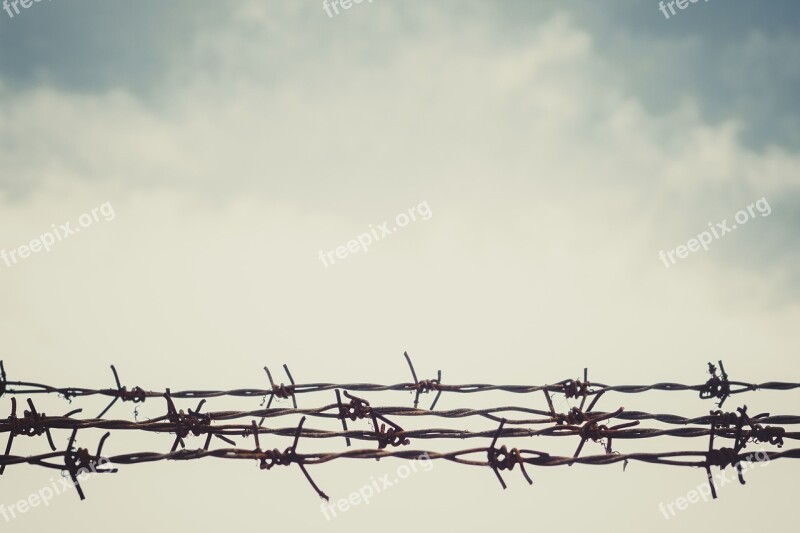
0;4;796;345
1;7;797;282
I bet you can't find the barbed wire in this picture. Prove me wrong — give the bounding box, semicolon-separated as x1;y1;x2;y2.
0;358;797;503
0;413;794;443
2;358;798;410
1;427;797;501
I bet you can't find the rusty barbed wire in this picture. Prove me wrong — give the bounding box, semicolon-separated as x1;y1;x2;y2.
1;413;797;443
248;417;328;500
700;360;731;407
60;428;118;500
0;361;7;399
404;351;442;410
96;365;146;418
1;439;798;501
0;398;81;475
488;419;535;488
0;358;797;503
3;358;798;405
5;443;797;470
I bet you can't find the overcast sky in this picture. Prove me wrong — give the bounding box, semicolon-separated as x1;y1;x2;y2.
0;2;798;532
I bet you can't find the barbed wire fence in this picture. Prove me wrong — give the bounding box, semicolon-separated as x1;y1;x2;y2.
1;355;798;502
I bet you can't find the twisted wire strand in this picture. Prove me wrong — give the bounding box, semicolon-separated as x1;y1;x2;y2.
5;379;800;401
0;415;797;443
2;445;798;470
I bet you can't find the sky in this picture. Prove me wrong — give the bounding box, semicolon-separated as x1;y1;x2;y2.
0;1;798;532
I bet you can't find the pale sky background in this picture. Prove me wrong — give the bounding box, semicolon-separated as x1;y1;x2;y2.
0;1;798;531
